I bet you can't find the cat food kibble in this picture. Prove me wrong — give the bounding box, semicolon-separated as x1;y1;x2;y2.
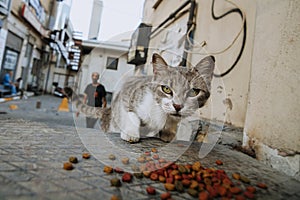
164;183;175;191
103;166;114;174
121;157;129;165
63;162;74;170
108;154;116;160
189;180;198;189
235;195;246;200
187;188;198;197
146;186;156;195
152;154;159;160
230;186;242;194
232;173;241;180
192;161;201;171
174;180;184;192
122;172;132;182
158;175;166;182
146;157;153;162
110;178;121;187
178;165;187;174
246;186;256;193
181;179;191;187
137;156;146;163
160;192;171;200
142;170;151;178
257;182;268;189
110;195;120;200
240;175;251;183
114;167;124;174
199;191;209;200
215;159;223;165
244;191;255;199
150;172;158;181
134;172;143;179
82;153;91;159
69;156;78;163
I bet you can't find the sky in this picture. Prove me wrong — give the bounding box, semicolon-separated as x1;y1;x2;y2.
69;0;144;41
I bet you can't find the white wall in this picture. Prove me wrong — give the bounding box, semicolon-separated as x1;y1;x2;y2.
79;47;134;96
243;0;300;179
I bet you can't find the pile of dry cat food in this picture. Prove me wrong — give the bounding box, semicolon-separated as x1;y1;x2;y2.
63;149;267;200
102;148;268;200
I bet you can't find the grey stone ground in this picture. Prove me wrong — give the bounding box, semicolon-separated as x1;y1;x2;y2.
0;95;299;200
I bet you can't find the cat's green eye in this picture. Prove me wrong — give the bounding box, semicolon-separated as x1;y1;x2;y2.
161;85;172;95
188;88;201;97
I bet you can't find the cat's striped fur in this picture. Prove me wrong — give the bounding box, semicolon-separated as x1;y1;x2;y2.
64;53;215;142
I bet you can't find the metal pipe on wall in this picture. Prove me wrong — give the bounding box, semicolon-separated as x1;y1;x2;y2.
148;0;197;67
181;0;196;67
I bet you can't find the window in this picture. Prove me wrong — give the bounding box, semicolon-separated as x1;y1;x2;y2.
3;49;18;70
106;57;118;70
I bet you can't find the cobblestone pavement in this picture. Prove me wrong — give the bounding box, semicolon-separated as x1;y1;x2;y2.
0;95;299;200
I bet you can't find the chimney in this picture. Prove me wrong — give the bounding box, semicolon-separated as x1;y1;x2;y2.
88;0;103;40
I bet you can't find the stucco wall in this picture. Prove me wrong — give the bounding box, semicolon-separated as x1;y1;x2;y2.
192;0;256;127
80;48;134;94
243;0;300;162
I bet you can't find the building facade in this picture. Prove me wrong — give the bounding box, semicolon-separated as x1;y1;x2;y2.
0;0;78;95
78;39;135;104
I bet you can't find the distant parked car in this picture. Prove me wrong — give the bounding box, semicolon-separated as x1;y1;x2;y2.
53;86;66;98
52;82;66;98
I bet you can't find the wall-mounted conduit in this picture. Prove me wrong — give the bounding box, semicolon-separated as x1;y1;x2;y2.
149;0;197;67
211;0;247;77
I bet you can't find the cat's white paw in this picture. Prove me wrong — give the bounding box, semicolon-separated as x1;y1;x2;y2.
121;132;140;143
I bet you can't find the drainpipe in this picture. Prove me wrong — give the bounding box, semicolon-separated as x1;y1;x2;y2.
23;35;33;90
181;0;196;67
44;49;52;93
44;0;55;93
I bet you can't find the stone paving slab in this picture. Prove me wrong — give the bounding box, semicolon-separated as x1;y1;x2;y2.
0;118;299;200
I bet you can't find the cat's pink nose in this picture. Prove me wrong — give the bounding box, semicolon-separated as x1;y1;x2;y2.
173;104;182;112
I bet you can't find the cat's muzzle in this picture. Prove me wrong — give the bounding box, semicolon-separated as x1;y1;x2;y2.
170;113;181;117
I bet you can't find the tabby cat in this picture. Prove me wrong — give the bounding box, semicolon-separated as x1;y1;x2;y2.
64;53;215;143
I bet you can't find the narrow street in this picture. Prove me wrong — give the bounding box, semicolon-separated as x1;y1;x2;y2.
0;94;75;127
0;95;299;200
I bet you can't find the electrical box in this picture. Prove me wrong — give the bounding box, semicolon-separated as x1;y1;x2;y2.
127;23;152;66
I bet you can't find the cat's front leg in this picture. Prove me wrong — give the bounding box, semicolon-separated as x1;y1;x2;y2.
120;112;140;143
159;116;180;142
121;131;140;143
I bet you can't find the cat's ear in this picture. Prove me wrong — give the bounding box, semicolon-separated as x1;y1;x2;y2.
194;55;215;89
152;53;168;75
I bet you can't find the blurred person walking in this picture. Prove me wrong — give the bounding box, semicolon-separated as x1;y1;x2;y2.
78;72;107;128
